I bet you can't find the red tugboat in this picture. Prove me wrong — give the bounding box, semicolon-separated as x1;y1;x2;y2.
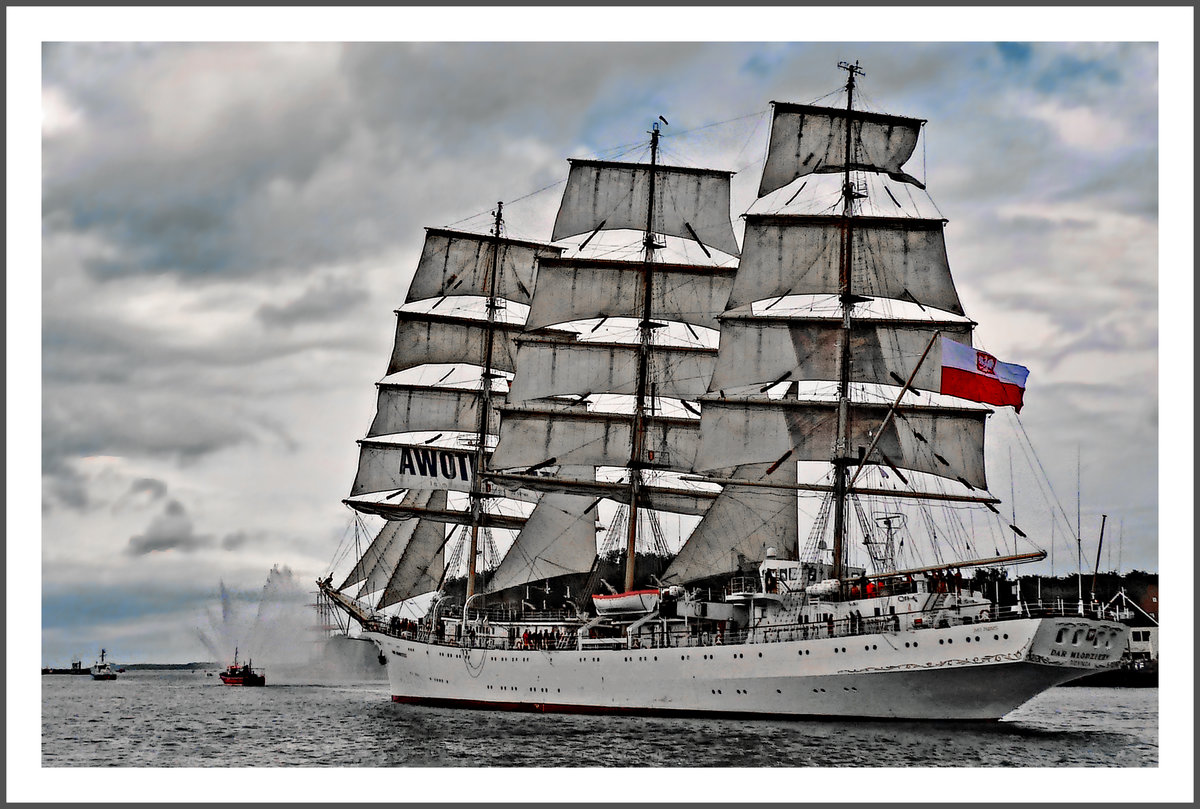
218;648;265;686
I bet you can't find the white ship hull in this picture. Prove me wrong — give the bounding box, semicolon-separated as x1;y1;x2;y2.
366;616;1126;721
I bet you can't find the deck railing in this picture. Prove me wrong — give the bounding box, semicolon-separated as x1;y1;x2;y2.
359;598;1118;652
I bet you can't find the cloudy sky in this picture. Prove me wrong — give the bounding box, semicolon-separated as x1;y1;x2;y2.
10;5;1193;801
22;22;1189;669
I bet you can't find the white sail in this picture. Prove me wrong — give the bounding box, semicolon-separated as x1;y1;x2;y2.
552;159;740;257
661;461;798;585
697;397;989;490
524;258;735;332
405;228;563;306
486;466;599;593
367;384;503;437
386;312;532;376
759;103;925;197
491;407;700;474
337;489;436;592
351;441;482;497
377;490;450;608
708;316;973;394
507;338;717;403
729;215;963;315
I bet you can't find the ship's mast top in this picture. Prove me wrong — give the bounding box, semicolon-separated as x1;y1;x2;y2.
838;59;864;215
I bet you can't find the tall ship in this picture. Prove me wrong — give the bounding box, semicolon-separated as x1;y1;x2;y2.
319;63;1128;720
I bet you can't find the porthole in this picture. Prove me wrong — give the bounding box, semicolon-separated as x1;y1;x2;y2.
994;634;1000;640
904;642;910;648
1003;634;1009;640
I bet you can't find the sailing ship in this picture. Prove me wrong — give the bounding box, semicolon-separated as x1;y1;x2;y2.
318;62;1128;720
90;648;117;681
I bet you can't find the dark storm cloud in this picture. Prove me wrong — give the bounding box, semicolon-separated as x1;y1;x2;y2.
126;499;212;555
106;477;171;513
43;465;90;512
128;477;168;500
43;43;357;279
41;43;775;286
219;531;263;551
44;386;258;467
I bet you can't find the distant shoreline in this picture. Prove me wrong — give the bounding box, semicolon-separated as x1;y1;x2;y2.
42;661;215;672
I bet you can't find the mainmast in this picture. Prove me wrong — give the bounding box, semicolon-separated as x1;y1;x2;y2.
466;202;505;598
831;59;864;582
624;122;662;594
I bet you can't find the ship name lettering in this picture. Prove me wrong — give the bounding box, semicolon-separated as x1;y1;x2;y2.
397;447;472;483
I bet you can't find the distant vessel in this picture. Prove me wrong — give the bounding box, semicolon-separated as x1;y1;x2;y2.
90;649;117;681
1065;592;1157;688
42;659;90;675
319;61;1128;720
218;648;265;686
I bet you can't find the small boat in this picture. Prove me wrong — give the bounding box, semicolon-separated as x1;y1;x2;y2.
218;648;265;686
91;649;117;681
592;589;661;615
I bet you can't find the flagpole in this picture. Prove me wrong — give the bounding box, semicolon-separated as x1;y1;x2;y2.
847;330;940;491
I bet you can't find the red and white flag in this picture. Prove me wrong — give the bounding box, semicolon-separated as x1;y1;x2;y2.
940;337;1029;412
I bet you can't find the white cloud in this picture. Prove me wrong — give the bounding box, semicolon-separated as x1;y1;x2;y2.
1027;100;1135;152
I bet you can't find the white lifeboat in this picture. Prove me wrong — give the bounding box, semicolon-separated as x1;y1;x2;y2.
592;589;660;615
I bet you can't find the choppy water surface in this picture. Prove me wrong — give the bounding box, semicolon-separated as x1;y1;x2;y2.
42;671;1156;767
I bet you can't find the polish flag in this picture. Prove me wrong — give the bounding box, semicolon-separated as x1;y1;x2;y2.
940;338;1029;412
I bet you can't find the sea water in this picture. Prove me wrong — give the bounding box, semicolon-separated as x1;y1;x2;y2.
41;670;1156;768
